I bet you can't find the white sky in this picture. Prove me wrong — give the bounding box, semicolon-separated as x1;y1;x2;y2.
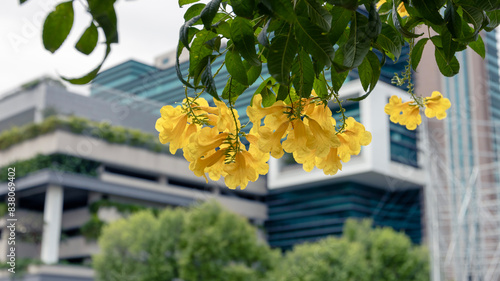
0;0;190;96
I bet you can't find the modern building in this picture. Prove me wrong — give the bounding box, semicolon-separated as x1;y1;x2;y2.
416;30;500;281
0;79;267;280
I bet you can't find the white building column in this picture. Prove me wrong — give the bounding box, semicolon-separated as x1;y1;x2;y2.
40;185;64;264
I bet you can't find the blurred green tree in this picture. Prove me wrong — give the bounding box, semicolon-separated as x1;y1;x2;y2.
267;219;429;281
93;201;279;281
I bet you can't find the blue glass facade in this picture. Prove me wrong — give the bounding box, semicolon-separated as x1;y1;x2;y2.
266;182;422;250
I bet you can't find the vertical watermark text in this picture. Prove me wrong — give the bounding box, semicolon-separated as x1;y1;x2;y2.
6;167;17;274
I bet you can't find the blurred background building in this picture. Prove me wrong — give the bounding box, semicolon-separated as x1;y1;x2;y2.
0;30;498;281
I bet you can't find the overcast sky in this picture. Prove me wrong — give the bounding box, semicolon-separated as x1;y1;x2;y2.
1;0;190;96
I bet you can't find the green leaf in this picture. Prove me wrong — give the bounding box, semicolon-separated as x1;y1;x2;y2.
441;28;458;62
411;0;444;25
469;34;485;59
257;19;271;47
331;49;349;93
200;0;222;30
267;34;298;84
184;3;205;22
411;38;429;70
328;6;352;46
201;56;219;100
343;12;371;69
42;1;74;53
243;60;262;85
87;0;118;44
260;86;277;107
435;46;459;77
485;10;500;31
292;50;315;98
460;5;488;41
231;17;260;66
325;0;358;10
304;0;332;32
366;2;382;39
265;0;296;23
391;5;423;38
63;45;111;84
179;0;200;7
180;15;201;49
444;1;462;38
295;16;334;67
176;44;194;89
20;0;29;4
75;23;98;55
188;30;217;78
356;51;381;95
222;79;248;103
226;49;249;85
313;76;328;99
376;23;403;61
276;84;289;101
230;0;255;18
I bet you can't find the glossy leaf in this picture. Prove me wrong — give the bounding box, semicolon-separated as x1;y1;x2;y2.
435;46;460;77
343;12;371;69
188;30;217;77
356;51;381;95
87;0;118;44
266;0;296;23
184;4;205;22
200;0;222;30
231;17;260;66
201;56;219;100
444;1;462;38
180;15;202;50
268;34;298;84
313;75;328;99
292;50;315;98
469;34;485;59
485;10;500;31
412;0;444;25
260;85;277;107
376;23;403;61
222;78;248;103
257;19;271;47
441;28;458;62
179;0;200;7
328;6;352;46
391;4;423;38
42;1;74;53
304;0;332;32
325;0;358;10
295;16;334;67
62;45;111;84
226;49;249;85
411;38;429;71
75;23;98;55
230;0;255;18
243;60;262;85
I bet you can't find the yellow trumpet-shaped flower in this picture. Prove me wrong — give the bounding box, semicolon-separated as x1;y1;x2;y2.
316;147;343;176
384;96;421;130
307;118;341;158
258;121;290;159
424;91;451;120
377;0;408;17
214;99;241;133
189;148;227;181
337;117;372;162
184;127;229;162
282;120;313;157
247;95;286;130
223;146;269;189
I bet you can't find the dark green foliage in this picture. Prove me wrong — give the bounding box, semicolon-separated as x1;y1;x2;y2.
0;154;101;182
0;116;168;154
80;214;106;241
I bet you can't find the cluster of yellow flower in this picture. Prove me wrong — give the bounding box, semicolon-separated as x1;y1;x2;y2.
155;97;268;189
248;95;372;175
384;91;451;130
155;94;373;189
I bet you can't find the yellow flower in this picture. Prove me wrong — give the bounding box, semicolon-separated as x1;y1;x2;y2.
337;117;372;162
258;121;290;159
424;91;451;120
184;127;229;162
384;95;421;130
247;95;286;130
377;0;408;17
293;149;317;172
188;149;227;181
316;148;343;175
306;118;340;158
282;120;313;156
214;99;240;133
223;146;269;189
